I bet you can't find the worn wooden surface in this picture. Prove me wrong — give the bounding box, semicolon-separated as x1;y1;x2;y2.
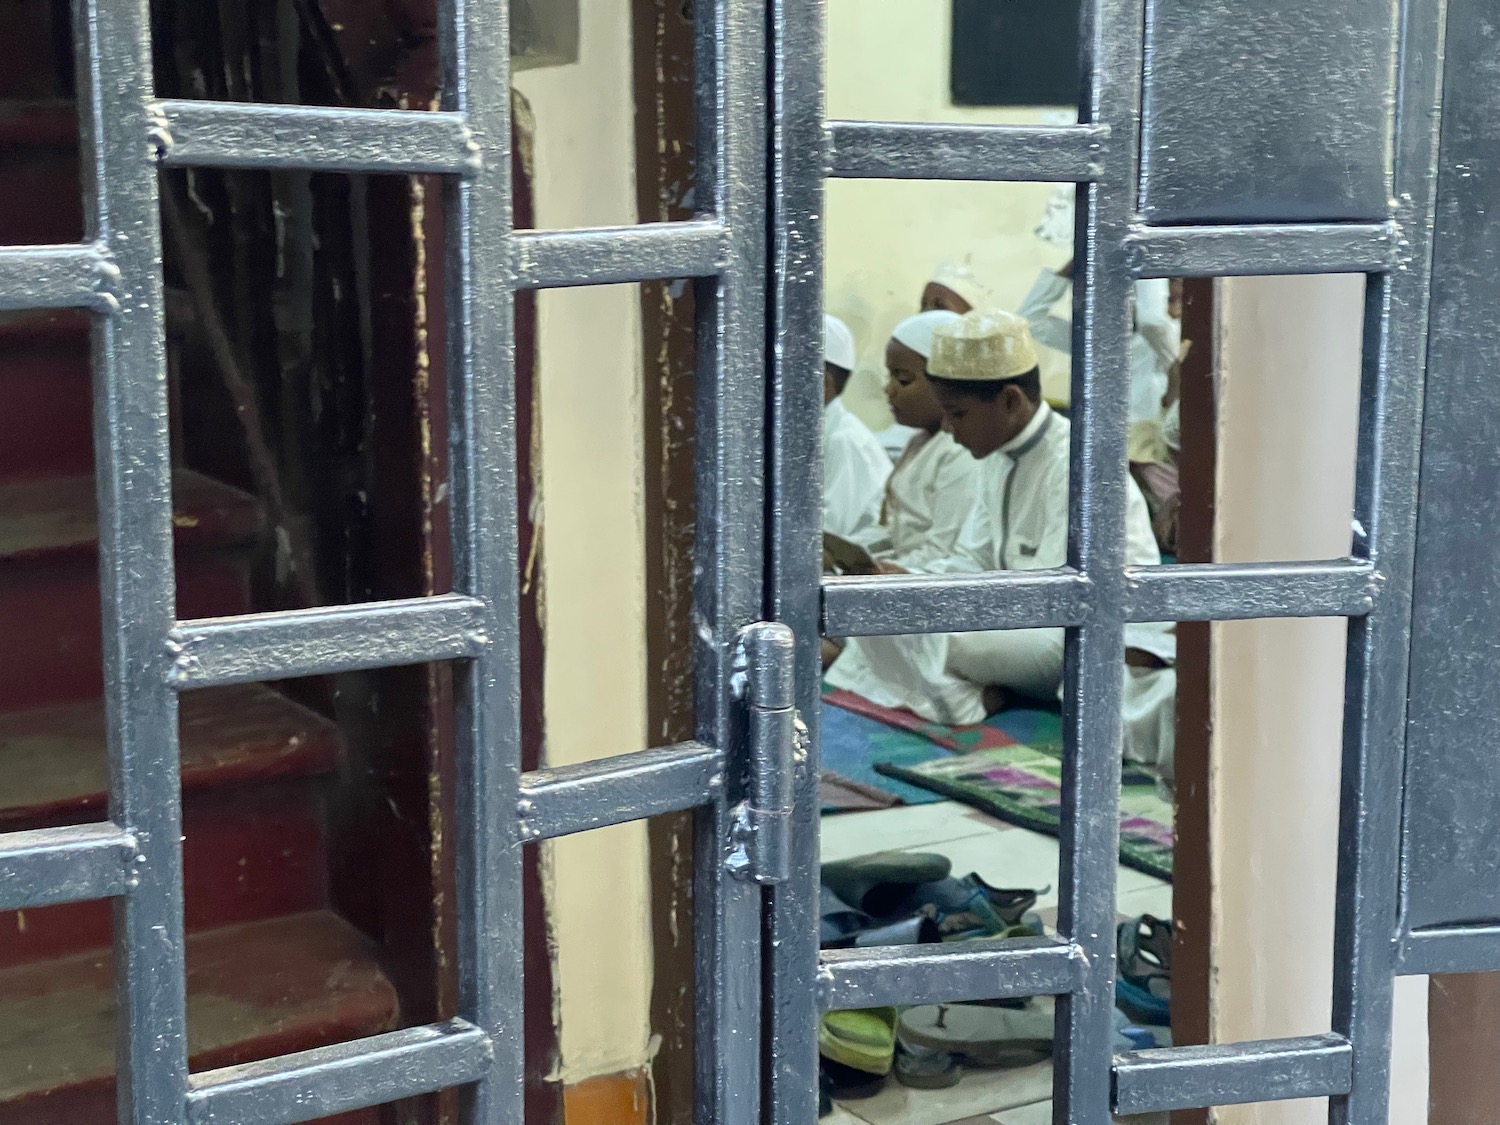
0;911;399;1120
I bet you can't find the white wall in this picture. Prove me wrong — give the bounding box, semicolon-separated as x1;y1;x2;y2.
1211;275;1428;1123
513;0;655;1085
825;0;1073;428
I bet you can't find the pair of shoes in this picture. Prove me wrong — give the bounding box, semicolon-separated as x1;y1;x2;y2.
822;851;1040;944
1116;914;1172;1026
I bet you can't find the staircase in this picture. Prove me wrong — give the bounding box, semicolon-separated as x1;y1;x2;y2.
0;18;400;1123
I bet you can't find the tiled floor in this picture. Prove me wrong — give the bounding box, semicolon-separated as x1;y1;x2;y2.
820;801;1172;1125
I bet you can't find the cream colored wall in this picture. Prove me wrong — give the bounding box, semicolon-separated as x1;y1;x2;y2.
825;0;1072;429
513;2;655;1085
1210;275;1428;1123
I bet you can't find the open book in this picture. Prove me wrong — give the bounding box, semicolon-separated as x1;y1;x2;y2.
822;531;880;577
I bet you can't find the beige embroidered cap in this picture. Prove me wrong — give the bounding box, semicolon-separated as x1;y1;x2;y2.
928;309;1039;381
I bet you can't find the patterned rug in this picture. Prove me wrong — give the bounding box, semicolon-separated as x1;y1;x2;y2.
875;744;1174;882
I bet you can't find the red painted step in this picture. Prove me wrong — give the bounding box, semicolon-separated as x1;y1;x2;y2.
0;100;81;246
0;101;82;245
0;310;92;480
0;470;265;710
0;683;339;828
0;911;400;1125
0;684;344;969
0;470;264;563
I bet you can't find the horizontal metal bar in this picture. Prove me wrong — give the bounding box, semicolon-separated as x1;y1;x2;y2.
186;1019;492;1125
512;220;727;289
822;569;1090;637
1126;223;1396;278
517;741;724;841
167;594;490;688
1112;1034;1352;1116
0;244;117;311
1124;560;1378;622
827;121;1107;182
0;823;136;909
154;100;478;174
817;936;1077;1011
1398;925;1500;975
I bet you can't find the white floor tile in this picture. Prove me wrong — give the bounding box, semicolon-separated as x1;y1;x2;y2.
821;803;1001;863
1115;882;1173;921
992;1100;1053;1125
835;1063;1054;1125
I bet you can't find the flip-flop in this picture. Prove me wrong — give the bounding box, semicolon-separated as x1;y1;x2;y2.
821;1058;888;1100
897;1002;1055;1069
820;1007;899;1076
893;1041;962;1089
1116;914;1172;1026
821;851;953;917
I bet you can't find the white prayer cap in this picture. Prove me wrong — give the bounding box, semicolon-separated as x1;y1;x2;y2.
929;310;1040;381
890;309;962;360
824;314;856;371
928;263;991;312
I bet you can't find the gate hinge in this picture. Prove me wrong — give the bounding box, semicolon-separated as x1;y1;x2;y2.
728;622;798;886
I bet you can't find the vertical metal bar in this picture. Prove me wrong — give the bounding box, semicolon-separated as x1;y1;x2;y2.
440;0;519;1119
1332;2;1447;1123
72;0;190;1119
766;0;826;1114
693;0;768;1122
1054;0;1143;1120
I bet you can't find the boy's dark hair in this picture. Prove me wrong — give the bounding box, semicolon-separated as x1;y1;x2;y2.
927;365;1042;405
824;362;853;397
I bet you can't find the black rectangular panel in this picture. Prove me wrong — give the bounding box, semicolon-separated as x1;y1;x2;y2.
1139;0;1394;224
1402;1;1500;934
950;0;1080;109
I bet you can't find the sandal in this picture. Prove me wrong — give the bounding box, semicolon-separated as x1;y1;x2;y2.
897;1002;1055;1069
1116;914;1172;1026
820;1007;899;1076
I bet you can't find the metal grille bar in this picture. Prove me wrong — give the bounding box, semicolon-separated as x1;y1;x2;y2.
74;0;192;1115
1112;1035;1353;1116
1398;926;1500;976
1126;222;1396;278
0;823;136;909
822;570;1090;636
166;595;491;688
817;938;1077;1012
154;100;478;173
511;220;728;288
1122;560;1379;623
827;122;1107;182
185;1020;493;1125
0;244;117;310
517;742;724;841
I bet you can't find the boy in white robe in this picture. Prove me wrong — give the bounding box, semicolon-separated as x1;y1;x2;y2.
822;314;891;540
850;310;979;571
826;311;1178;780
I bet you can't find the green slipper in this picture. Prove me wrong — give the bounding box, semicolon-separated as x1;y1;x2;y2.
820;1007;899;1076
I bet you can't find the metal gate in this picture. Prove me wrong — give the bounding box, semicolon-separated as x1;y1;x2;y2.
0;0;1495;1121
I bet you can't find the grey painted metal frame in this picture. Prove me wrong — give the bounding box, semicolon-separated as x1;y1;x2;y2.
770;0;1449;1122
1;0;767;1118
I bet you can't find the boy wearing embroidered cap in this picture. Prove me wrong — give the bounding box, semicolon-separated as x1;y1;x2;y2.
822;314;892;541
827;310;1179;781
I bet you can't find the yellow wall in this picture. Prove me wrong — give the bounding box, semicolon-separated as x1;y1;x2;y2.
825;0;1073;428
1211;275;1428;1123
513;0;655;1086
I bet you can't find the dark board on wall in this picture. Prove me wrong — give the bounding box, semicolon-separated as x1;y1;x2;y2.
950;0;1081;108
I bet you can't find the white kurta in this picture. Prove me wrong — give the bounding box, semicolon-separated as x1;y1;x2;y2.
828;404;1177;775
823;398;892;540
852;430;979;571
1020;271;1181;426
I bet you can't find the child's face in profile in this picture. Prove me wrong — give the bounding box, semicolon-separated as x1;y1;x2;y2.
884;339;945;431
